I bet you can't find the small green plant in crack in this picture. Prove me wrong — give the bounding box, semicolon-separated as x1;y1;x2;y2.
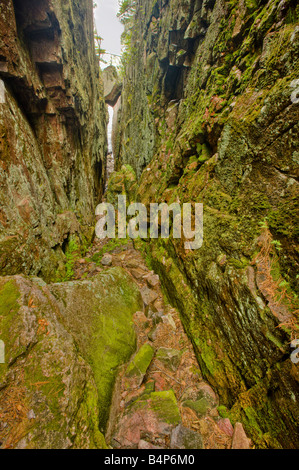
91;238;129;265
56;239;80;282
64;239;80;281
271;239;282;253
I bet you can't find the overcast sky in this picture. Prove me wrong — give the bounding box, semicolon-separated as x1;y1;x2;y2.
94;1;123;149
94;0;123;60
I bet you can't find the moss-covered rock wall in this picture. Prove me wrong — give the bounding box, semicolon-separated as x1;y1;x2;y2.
114;0;299;448
0;0;107;282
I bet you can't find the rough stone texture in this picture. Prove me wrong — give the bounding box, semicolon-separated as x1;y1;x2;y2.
144;273;160;288
49;267;143;428
106;163;138;206
126;343;155;380
170;424;204;449
138;439;164;449
125;343;155;388
140;285;159;306
98;241;232;450
231;422;251;449
181;382;218;416
112;95;122;159
101;253;113;266
183;396;213;417
111;389;181;449
0;0;107;282
0;267;142;448
114;0;299;449
0;275;105;449
156;347;182;371
217;418;234;438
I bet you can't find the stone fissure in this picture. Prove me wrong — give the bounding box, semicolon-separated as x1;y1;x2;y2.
73;237;235;449
0;0;298;451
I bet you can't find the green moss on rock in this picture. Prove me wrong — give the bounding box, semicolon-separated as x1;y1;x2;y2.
126;343;155;377
156;347;182;371
50;267;143;429
183;397;212;417
149;390;181;425
0;275;109;449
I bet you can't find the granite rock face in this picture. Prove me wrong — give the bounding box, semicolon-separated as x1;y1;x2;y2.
0;267;142;448
113;0;299;448
0;0;107;282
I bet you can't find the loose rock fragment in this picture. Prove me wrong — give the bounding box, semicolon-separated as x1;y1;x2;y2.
101;253;113;266
156;348;182;372
231;422;251;449
125;343;155;387
170;424;204;449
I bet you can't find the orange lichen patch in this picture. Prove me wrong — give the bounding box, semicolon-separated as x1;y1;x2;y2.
28;297;37;309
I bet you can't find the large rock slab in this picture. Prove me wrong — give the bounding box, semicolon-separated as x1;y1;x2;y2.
156;347;182;372
231;423;251;449
0;267;142;448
